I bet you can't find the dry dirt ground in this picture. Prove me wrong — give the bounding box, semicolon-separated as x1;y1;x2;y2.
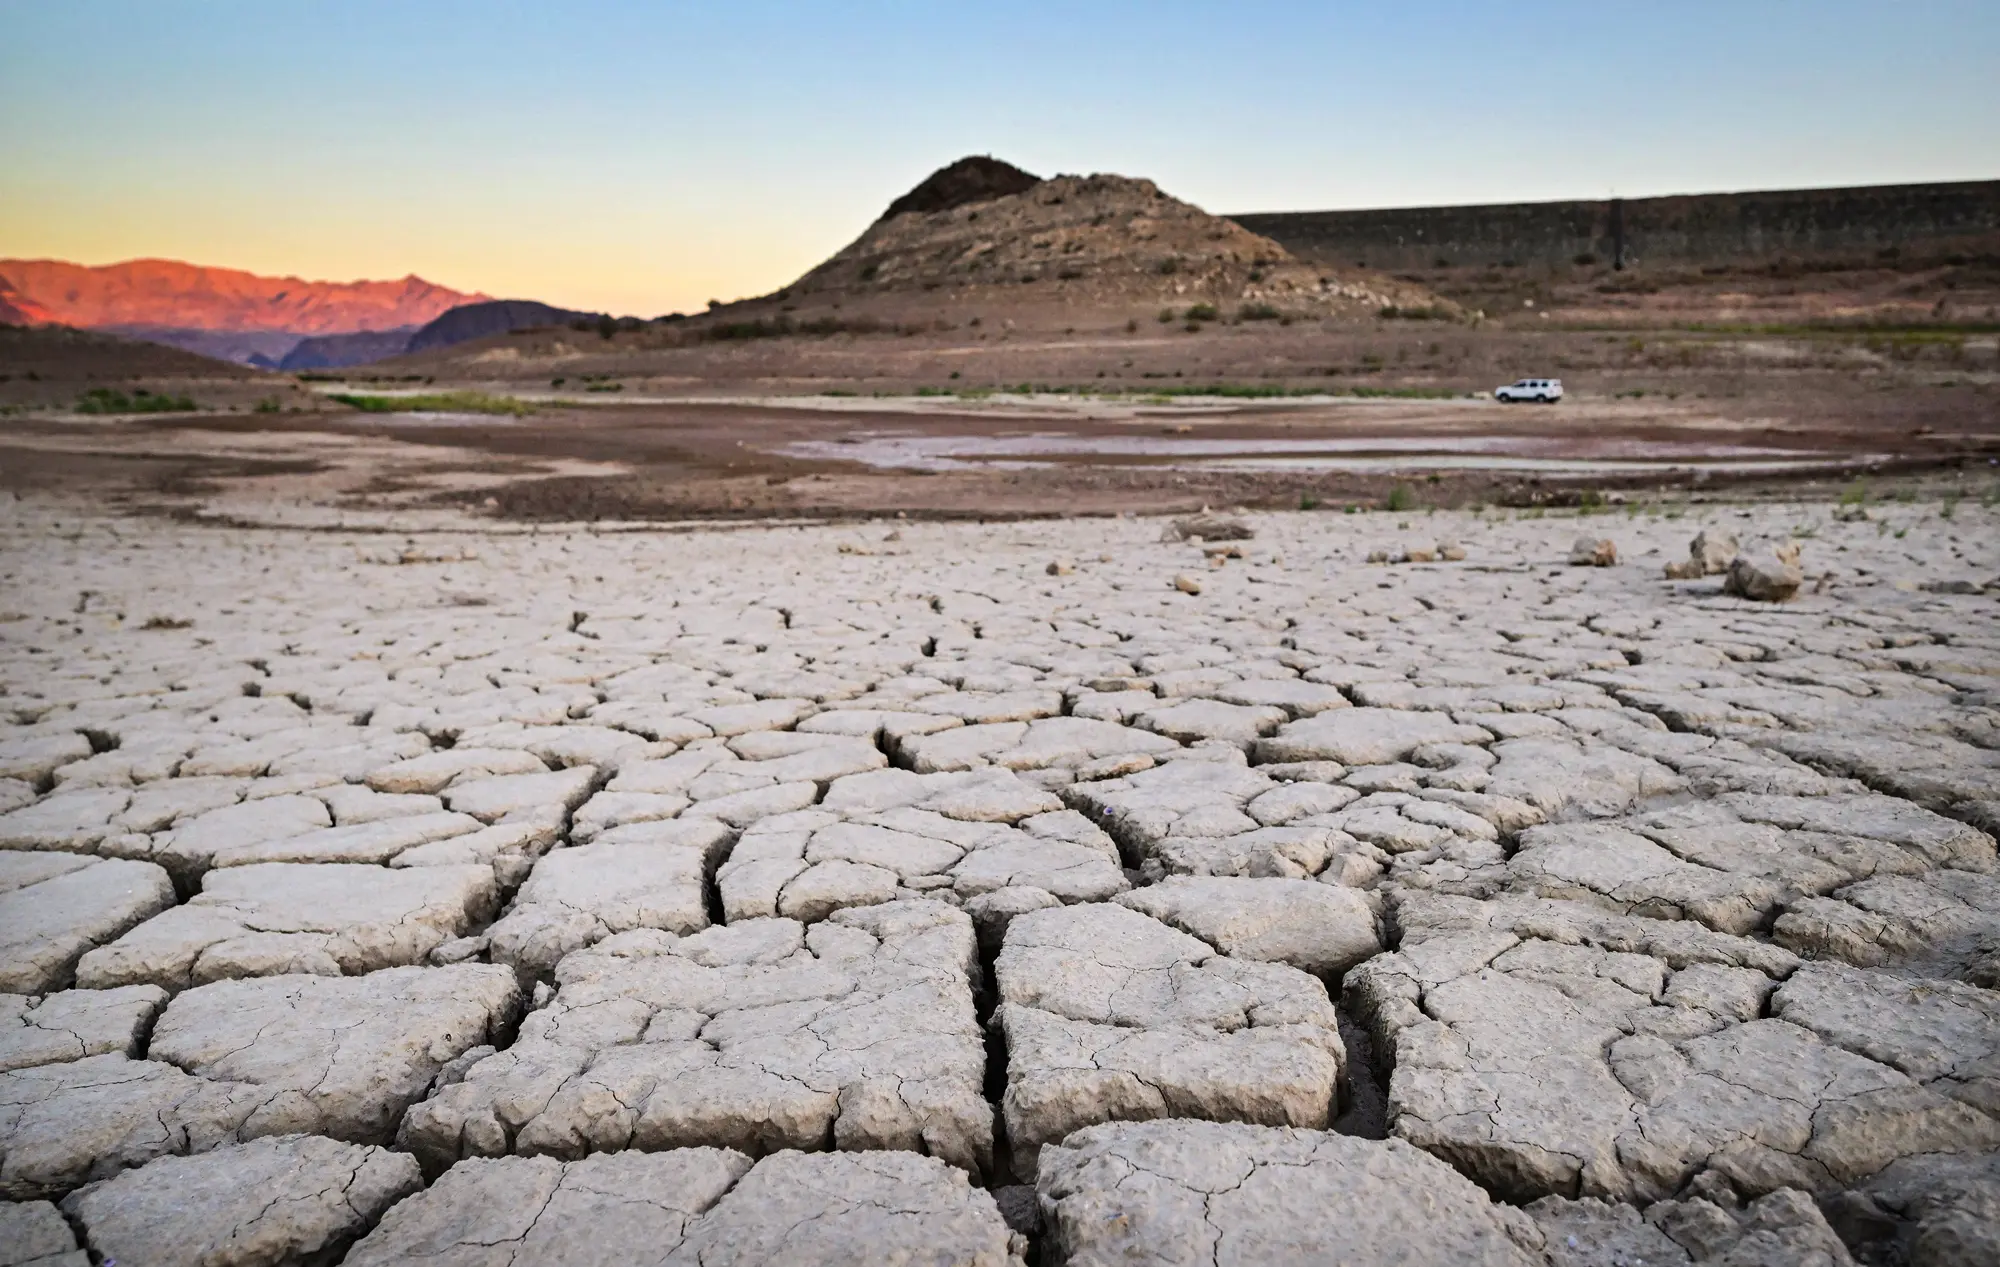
2;312;1997;526
0;482;1998;1264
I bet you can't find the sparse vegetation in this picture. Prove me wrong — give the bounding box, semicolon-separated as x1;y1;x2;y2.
1238;303;1281;321
1386;483;1416;512
328;391;535;416
1185;304;1219;323
75;387;197;414
1379;304;1456;321
706;315;897;341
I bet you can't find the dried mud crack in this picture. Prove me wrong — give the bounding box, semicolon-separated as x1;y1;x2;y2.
1;491;1998;1265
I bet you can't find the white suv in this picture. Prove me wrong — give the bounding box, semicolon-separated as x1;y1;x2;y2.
1495;378;1563;403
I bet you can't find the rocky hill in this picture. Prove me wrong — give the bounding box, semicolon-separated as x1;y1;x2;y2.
712;158;1448;327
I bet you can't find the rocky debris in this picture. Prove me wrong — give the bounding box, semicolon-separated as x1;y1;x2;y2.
1172;573;1203;595
486;818;735;977
1036;1120;1541;1266
1664;528;1741;580
994;902;1344;1177
1530;1187;1855;1265
0;1200;86;1266
1369;542;1467;565
1570;537;1618;567
0;987;167;1073
402;900;991;1177
147;966;519;1143
349;1147;1025;1266
1825;1149;2000;1267
0;854;175;993
59;1134;420;1267
75;863;498;990
1113;875;1383;977
1166;514;1255;542
1344;892;2000;1204
1725;542;1806;602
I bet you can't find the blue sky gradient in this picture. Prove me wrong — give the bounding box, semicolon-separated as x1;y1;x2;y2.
3;0;1995;313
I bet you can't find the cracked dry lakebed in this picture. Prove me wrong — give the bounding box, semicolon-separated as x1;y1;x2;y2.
1;491;1998;1264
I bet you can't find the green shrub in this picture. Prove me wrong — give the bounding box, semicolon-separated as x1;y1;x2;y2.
1185;304;1219;322
1386;484;1416;512
1239;303;1281;321
328;391;533;416
75;387;196;414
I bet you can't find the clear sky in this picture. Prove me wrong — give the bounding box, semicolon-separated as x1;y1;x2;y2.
4;0;1995;315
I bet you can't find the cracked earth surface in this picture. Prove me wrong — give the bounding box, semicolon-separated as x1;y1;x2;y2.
0;493;1997;1263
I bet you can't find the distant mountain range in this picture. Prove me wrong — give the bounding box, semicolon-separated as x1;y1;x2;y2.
276;300;601;370
0;257;481;332
0;258;584;369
